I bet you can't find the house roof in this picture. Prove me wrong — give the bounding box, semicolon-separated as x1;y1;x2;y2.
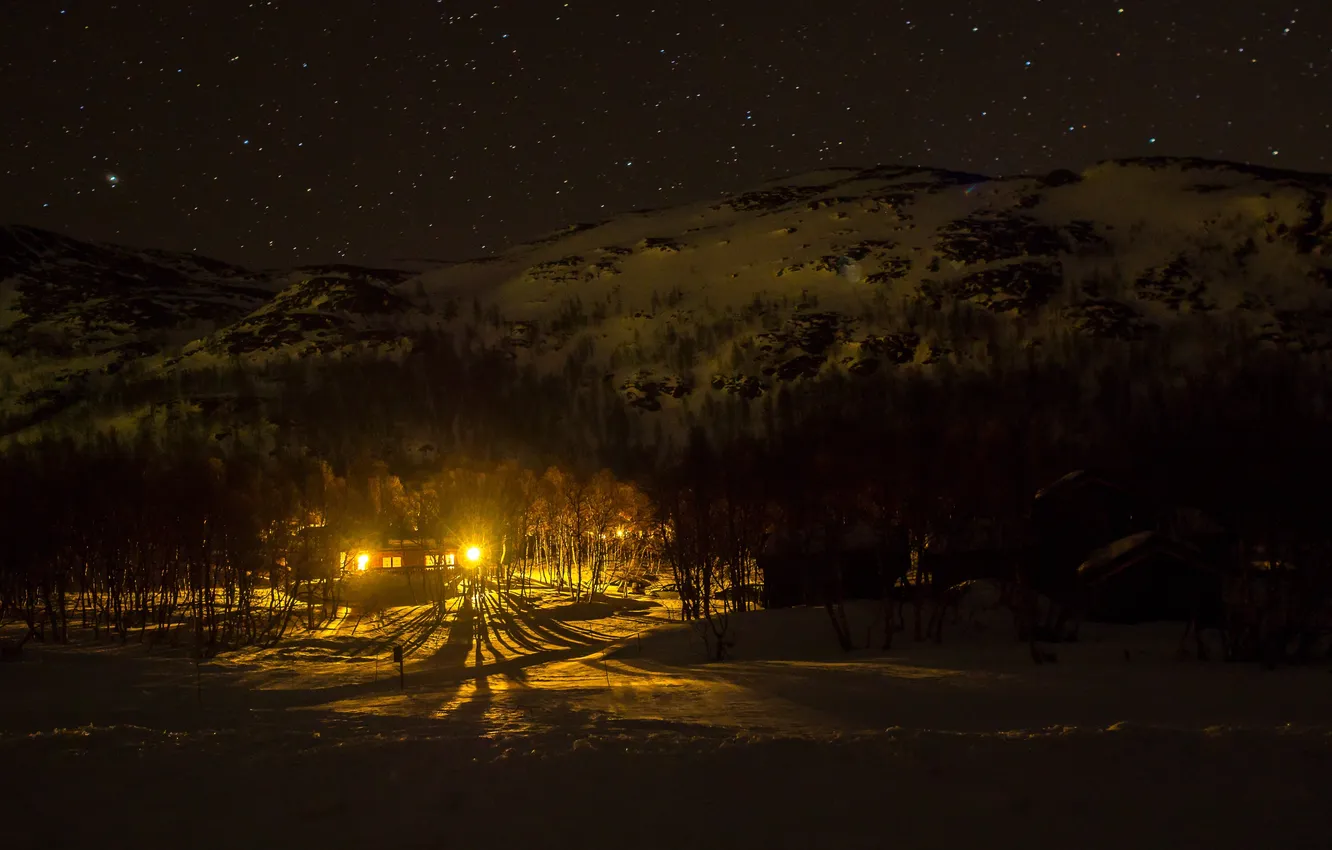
1034;469;1127;503
383;538;458;550
1078;531;1209;583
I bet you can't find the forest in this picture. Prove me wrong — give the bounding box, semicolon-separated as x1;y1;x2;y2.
0;443;664;653
3;304;1332;665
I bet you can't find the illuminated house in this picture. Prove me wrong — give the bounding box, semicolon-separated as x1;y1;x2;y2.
344;539;461;574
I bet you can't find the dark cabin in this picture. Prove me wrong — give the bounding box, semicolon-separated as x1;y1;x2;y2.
1033;474;1234;623
1077;531;1220;623
1030;470;1146;593
1032;469;1142;561
759;523;906;609
760;519;1028;609
760;470;1203;615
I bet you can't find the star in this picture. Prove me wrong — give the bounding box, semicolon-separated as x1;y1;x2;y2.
0;1;1324;264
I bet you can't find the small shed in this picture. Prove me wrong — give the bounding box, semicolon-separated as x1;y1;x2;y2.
1077;531;1219;623
759;522;908;609
1033;469;1142;557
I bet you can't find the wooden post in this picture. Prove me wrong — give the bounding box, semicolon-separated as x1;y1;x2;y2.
392;644;403;689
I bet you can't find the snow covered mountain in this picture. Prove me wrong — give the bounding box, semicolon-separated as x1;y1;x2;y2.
4;157;1331;443
404;157;1331;414
0;226;415;436
1;224;272;355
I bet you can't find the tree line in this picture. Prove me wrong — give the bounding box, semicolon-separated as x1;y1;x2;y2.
4;304;1332;663
650;328;1332;661
0;433;671;654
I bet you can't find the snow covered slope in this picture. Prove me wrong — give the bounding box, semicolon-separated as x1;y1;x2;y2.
4;157;1331;440
174;270;418;363
3;599;1330;849
0;224;274;357
423;158;1332;412
0;228;415;437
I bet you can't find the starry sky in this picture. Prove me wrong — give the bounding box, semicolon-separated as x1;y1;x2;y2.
2;0;1328;267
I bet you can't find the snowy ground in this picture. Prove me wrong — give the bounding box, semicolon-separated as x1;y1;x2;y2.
3;583;1330;848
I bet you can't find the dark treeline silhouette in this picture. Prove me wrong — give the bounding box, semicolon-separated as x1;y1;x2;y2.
0;436;338;651
0;434;658;655
4;307;1332;664
654;326;1332;663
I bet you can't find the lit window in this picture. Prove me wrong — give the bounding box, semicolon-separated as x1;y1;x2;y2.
445;552;456;566
382;555;402;568
426;554;445;567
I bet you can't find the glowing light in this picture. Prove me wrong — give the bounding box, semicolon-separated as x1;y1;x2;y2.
356;553;369;571
465;546;482;563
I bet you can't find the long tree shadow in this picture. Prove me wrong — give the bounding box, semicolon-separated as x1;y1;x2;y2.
258;605;428;660
226;635;624;715
488;603;546;654
399;605;451;658
421;603;474;669
485;616;527;658
488;591;608;645
504;610;592;651
476;598;508;665
341;606;439;658
206;590;638;715
510;606;617;649
437;670;495;726
479;596;526;658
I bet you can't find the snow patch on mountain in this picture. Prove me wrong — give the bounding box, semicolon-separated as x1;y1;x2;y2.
4;157;1332;441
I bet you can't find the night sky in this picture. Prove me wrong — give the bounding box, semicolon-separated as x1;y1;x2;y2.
2;1;1328;267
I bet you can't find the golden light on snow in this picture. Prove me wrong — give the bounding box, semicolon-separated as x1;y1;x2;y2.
356;553;369;571
465;546;482;564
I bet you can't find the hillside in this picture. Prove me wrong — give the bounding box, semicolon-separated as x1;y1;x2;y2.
0;229;418;439
3;157;1331;450
431;158;1330;412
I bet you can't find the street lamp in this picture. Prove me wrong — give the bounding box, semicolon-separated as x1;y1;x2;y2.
463;546;484;635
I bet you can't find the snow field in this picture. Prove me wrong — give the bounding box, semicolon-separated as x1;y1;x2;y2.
3;585;1330;848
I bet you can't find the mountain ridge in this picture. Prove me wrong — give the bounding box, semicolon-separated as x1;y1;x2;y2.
3;156;1331;451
